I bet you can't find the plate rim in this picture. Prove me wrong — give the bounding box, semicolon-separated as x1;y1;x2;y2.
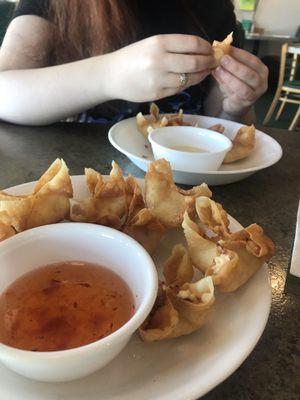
1;175;272;400
108;115;283;175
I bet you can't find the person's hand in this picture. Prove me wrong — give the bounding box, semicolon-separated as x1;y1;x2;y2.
212;47;268;116
106;34;216;102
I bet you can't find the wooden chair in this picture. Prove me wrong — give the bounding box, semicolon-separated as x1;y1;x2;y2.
263;43;300;130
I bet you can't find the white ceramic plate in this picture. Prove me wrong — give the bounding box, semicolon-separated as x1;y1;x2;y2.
0;176;271;400
108;115;282;185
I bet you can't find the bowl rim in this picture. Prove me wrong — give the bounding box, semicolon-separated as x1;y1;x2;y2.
148;126;233;157
0;223;158;359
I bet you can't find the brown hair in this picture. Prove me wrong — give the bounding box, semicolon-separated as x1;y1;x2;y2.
48;0;235;64
49;0;138;63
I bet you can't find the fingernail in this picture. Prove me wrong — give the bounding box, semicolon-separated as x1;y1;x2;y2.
221;55;230;66
213;67;223;82
214;66;223;76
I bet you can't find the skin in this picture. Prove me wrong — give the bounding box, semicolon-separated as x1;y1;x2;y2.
0;15;268;126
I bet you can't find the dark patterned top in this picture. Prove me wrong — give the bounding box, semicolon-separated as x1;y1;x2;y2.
13;0;238;123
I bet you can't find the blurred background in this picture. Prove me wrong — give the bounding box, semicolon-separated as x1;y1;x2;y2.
0;0;299;129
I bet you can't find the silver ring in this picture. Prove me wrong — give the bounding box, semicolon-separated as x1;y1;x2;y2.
179;73;188;87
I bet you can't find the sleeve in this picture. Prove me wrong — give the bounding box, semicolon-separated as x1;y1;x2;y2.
13;0;49;20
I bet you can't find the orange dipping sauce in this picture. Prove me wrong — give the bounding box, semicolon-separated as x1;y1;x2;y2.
0;261;134;352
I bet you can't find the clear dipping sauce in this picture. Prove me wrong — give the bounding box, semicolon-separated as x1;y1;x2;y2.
0;261;134;352
168;145;207;153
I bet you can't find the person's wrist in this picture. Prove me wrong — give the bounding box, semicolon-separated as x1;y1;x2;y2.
222;100;252;118
94;52;119;102
220;104;254;124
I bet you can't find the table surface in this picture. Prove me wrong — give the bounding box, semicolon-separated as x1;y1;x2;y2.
0;121;299;400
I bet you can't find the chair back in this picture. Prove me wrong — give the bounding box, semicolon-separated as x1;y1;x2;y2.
277;43;289;87
277;43;300;89
287;44;300;82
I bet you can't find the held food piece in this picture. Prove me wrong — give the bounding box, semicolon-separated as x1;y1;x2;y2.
182;198;275;292
136;103;184;138
145;159;212;228
212;32;233;67
70;162;127;229
223;124;256;163
0;159;72;235
139;245;215;341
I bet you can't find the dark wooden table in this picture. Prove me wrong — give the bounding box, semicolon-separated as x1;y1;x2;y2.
0;121;299;399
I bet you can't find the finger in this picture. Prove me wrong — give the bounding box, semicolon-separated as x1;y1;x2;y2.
213;67;256;102
229;46;268;76
165;70;211;89
164;53;216;73
220;55;260;90
156;34;213;55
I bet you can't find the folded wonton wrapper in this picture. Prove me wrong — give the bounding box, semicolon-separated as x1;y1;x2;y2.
125;175;145;224
223;124;256;163
212;32;233;67
139;244;215;341
70;162;127;229
206;239;270;292
209;124;225;134
182;211;218;272
0;159;72;234
145;159;212;228
195;196;231;237
0;211;16;241
136;103;184;138
182;203;275;292
163;244;194;288
140;276;215;341
123;208;166;255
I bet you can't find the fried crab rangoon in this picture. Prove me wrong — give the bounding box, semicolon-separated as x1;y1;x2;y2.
123;208;166;255
139;244;215;341
136;103;184;138
145;159;212;228
212;32;233;67
182;197;275;292
70;161;127;229
0;211;16;241
0;159;72;234
70;162;165;254
223;124;256;163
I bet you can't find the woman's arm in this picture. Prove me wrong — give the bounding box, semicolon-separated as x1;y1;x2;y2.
0;16;216;126
0;16;118;125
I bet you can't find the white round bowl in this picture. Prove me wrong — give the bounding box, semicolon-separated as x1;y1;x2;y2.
0;223;158;382
148;126;232;172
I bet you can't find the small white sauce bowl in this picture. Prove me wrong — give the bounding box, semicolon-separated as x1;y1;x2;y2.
0;223;158;382
148;126;232;172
